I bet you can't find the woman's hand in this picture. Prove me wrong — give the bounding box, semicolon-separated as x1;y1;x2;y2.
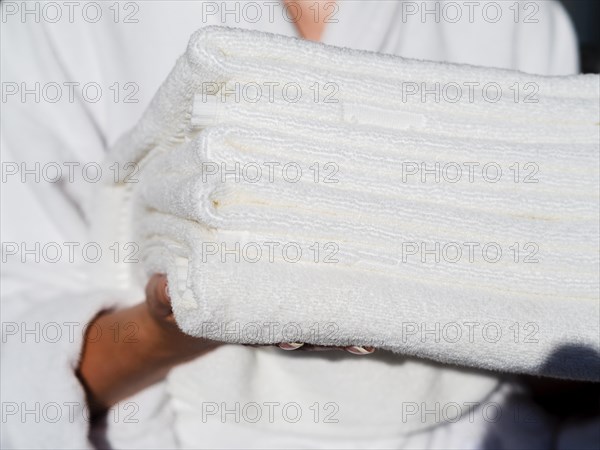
147;273;375;356
77;274;375;418
77;274;220;417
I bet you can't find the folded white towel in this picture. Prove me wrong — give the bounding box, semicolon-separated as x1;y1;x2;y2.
107;27;598;166
98;26;600;381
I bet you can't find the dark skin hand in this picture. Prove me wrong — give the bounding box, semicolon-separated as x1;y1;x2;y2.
77;274;374;417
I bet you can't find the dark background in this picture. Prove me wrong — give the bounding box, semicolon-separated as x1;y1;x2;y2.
559;0;600;73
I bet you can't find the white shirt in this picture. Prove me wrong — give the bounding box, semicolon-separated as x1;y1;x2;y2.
1;1;579;448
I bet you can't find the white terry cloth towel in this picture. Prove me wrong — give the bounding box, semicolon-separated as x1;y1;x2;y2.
106;26;599;166
97;26;600;381
134;125;599;381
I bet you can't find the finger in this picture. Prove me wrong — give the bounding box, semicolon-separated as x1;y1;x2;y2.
277;342;304;351
145;274;173;318
345;346;376;355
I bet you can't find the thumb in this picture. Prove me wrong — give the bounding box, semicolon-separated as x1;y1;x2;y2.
145;273;173;319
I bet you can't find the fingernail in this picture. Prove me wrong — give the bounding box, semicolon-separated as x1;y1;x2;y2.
346;345;375;355
278;342;304;351
164;280;170;300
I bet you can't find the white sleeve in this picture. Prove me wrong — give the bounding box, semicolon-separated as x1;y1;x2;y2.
0;8;175;449
0;9;112;449
512;0;579;75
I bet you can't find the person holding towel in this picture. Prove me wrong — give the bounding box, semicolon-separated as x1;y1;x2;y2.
3;1;591;449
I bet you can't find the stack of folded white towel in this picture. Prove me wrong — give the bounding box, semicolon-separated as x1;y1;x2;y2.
97;26;600;380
